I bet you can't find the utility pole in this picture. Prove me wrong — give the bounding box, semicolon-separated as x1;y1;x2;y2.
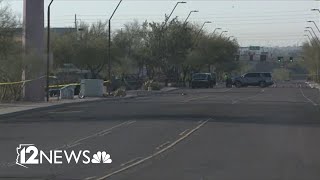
75;14;78;31
108;0;123;95
46;0;54;102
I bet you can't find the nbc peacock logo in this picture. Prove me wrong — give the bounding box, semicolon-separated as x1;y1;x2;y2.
91;151;112;164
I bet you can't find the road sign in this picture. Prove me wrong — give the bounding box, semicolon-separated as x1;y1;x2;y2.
249;46;260;50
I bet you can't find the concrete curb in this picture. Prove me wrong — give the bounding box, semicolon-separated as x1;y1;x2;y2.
0;87;179;119
306;82;320;91
0;95;137;120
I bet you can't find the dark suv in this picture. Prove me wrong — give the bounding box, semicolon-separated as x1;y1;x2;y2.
191;73;216;88
233;72;273;88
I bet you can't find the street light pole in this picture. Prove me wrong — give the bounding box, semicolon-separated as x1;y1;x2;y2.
307;21;320;34
304;34;312;44
46;0;54;102
305;29;318;43
212;27;221;35
161;1;186;29
306;27;320;43
227;36;234;41
219;30;228;37
108;0;122;94
184;10;198;24
195;21;212;40
305;29;320;82
310;9;320;82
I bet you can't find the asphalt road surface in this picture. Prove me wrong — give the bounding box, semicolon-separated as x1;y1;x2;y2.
0;81;320;180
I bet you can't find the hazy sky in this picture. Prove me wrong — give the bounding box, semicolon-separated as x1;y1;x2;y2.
5;0;320;47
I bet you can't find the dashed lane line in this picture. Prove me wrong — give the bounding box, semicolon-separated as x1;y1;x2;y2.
231;89;265;104
300;88;318;106
95;119;210;180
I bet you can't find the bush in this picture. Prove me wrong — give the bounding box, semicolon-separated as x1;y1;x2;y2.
272;68;290;81
142;80;161;90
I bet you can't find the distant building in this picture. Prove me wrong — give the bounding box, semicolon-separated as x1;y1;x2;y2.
238;46;302;62
13;27;76;42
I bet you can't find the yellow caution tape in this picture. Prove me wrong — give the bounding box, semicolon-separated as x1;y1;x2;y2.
0;76;57;86
1;78;111;88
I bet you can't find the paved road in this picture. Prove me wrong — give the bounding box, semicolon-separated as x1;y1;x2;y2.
0;82;320;180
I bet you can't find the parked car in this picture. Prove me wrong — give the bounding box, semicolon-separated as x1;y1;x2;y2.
233;72;274;88
191;73;216;88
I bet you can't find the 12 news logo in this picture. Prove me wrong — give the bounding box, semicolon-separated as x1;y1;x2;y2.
16;144;112;168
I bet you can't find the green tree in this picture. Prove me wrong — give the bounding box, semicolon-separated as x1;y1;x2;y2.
302;40;320;82
0;1;22;101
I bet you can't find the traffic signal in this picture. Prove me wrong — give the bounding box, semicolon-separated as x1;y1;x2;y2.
277;57;282;62
289;57;293;62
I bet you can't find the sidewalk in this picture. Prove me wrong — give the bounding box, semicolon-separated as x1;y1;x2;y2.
0;87;178;118
306;81;320;91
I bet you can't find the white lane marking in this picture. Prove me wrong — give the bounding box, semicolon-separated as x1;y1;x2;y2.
0;162;15;167
300;88;318;106
126;120;136;125
156;141;171;150
60;121;131;149
182;88;232;103
120;157;143;167
48;111;82;114
179;129;189;136
84;176;97;180
231;89;265;104
197;120;203;124
183;96;209;103
98;131;111;137
65;143;81;149
96;119;209;180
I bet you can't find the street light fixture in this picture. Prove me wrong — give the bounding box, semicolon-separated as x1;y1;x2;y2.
220;30;228;37
306;27;320;43
304;34;312;43
184;10;199;24
309;9;320;82
195;21;212;40
108;0;123;94
162;1;187;28
304;29;319;45
212;27;221;35
307;21;320;34
46;0;54;102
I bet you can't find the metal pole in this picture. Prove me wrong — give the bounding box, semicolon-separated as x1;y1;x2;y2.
184;11;192;24
108;20;111;81
219;31;227;37
304;34;312;45
306;27;320;43
75;14;77;31
212;28;221;35
311;9;320;82
308;21;320;34
305;30;320;82
184;10;198;25
228;36;234;40
107;0;122;94
162;1;186;29
195;21;211;41
305;30;318;44
46;0;54;102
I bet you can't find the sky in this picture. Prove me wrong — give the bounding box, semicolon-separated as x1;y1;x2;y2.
4;0;320;47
